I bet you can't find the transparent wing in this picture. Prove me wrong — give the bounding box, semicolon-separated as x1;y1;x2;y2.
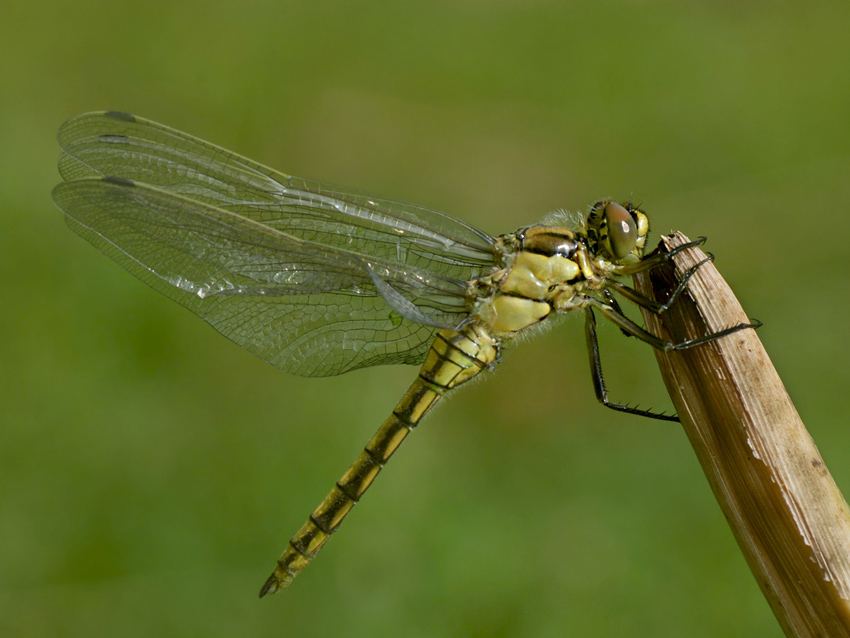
52;176;480;377
57;111;498;284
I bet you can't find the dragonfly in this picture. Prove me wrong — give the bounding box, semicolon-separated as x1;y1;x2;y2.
52;111;758;597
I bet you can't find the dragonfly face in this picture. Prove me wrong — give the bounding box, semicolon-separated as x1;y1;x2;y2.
52;111;756;596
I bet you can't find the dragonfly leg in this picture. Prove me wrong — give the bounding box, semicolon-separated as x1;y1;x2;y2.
586;297;762;352
604;253;715;314
584;307;679;421
602;289;633;339
614;236;708;275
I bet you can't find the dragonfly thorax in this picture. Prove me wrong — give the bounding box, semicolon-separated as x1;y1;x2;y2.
470;201;650;339
469;227;588;336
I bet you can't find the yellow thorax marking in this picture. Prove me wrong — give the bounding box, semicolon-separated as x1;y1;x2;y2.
500;251;580;300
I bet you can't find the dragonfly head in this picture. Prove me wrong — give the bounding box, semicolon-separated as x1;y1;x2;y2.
586;201;649;265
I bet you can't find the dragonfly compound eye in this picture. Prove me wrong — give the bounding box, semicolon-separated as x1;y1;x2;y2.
603;202;638;261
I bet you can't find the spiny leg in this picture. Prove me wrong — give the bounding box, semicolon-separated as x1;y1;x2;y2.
586;297;762;352
604;253;715;315
602;249;713;339
583;286;761;420
583;232;751;421
603;289;634;340
584;307;679;421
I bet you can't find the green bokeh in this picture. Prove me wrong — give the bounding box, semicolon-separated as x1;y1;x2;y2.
3;1;849;636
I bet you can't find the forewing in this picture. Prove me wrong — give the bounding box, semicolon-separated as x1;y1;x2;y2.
52;177;455;377
57;111;498;284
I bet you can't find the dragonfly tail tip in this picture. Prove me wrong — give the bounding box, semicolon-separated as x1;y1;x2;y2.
259;574;282;598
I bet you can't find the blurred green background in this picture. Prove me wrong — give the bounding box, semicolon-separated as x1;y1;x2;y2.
3;1;850;636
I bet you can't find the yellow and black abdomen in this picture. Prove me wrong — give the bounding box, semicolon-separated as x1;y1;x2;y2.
260;323;499;596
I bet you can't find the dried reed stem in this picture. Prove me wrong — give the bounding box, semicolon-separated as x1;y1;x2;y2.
633;232;850;638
